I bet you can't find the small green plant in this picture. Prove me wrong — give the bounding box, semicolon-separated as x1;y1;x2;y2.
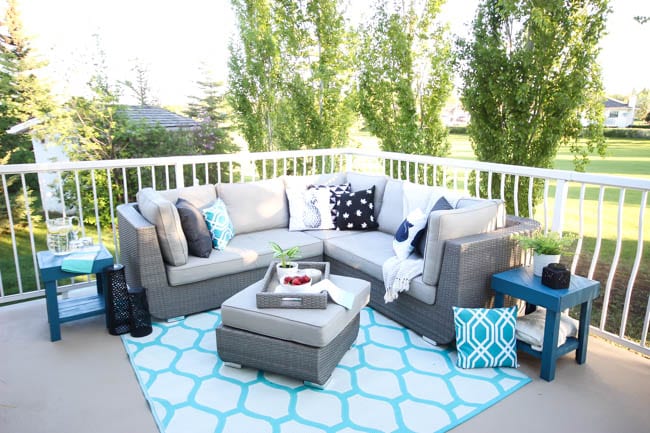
514;231;575;255
269;242;301;268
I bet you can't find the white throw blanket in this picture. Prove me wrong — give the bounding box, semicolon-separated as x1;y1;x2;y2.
383;255;423;303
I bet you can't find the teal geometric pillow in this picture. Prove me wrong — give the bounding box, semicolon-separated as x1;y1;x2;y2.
202;199;235;250
453;306;518;369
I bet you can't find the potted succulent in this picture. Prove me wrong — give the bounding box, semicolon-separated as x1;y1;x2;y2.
270;242;302;282
514;231;575;276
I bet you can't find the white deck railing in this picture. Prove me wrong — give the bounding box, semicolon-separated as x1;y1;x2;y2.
1;148;648;354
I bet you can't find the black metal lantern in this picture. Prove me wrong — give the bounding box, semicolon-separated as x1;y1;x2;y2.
128;286;152;337
105;264;131;335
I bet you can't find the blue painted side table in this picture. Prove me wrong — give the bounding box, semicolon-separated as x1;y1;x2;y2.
491;266;600;381
37;245;114;341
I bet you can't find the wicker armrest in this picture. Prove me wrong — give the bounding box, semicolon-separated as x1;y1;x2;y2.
437;215;540;307
117;203;169;290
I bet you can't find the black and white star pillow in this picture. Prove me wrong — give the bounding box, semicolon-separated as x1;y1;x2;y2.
334;186;378;230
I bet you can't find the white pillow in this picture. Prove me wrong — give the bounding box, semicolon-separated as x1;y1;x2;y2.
286;188;335;231
516;307;579;351
392;208;427;260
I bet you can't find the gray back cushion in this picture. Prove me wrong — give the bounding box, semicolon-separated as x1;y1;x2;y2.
377;179;404;235
346;172;388;215
282;172;347;190
136;188;188;266
456;198;507;229
421;201;498;286
216;178;288;234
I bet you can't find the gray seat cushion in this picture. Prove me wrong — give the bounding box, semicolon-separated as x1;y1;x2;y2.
324;231;438;305
166;228;323;286
221;274;370;347
376;179;404;235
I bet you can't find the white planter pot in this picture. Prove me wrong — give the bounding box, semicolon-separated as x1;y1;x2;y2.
533;253;561;277
276;262;299;283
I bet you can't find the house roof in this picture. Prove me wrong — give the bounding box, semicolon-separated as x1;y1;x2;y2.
6;106;199;134
121;106;200;130
604;98;630;109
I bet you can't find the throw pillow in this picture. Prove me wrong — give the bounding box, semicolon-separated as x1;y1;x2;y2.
453;306;518;369
202;198;235;250
415;196;454;256
515;307;579;351
393;208;427;260
286;188;335;231
307;183;351;224
175;198;213;258
334;186;379;230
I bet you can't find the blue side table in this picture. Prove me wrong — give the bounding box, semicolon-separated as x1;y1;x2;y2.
37;246;114;341
491;266;600;381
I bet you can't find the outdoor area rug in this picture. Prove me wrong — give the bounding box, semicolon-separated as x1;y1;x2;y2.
122;307;530;433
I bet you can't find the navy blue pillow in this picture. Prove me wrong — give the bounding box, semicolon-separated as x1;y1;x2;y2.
415;196;454;256
176;198;213;258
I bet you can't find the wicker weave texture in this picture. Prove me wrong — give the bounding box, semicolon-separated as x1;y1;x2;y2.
216;315;360;385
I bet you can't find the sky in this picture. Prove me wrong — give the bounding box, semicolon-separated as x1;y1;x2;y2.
3;0;649;106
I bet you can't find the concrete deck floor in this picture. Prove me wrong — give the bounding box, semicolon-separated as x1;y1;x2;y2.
1;295;649;433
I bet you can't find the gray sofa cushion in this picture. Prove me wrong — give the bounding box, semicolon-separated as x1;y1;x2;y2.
421;200;498;286
282;172;347;190
166;228;322;286
377;179;404;235
216;178;288;234
136;188;188;266
346;172;388;215
324;231;438;304
456;198;507;229
221;274;369;347
177;184;218;209
325;231;394;281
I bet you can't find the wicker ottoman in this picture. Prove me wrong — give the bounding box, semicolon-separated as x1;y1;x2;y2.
216;274;370;386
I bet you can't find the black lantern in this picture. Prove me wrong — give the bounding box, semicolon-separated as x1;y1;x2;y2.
105;264;131;335
128;286;152;337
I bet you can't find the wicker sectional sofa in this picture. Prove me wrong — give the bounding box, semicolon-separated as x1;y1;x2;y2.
117;171;539;345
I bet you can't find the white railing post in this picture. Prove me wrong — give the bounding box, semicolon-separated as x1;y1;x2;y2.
551;179;569;233
175;162;184;189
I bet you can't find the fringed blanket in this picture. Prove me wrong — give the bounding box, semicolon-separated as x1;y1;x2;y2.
382;255;423;303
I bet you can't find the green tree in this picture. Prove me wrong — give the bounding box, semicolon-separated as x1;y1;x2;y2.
459;0;609;214
119;59;158;106
228;0;282;153
185;70;238;157
272;0;355;151
0;0;52;230
228;0;354;165
357;0;453;168
633;89;650;122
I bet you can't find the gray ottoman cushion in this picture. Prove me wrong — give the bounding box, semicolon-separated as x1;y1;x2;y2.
221;275;370;347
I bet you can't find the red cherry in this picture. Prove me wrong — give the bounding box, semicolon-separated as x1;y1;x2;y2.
284;276;292;284
292;278;303;286
302;275;311;283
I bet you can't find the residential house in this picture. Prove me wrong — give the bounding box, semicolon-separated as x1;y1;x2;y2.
604;97;636;128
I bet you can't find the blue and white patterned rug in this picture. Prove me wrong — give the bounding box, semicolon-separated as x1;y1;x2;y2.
122;308;530;433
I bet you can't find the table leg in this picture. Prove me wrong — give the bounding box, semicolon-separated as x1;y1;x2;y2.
96;271;110;328
494;292;505;308
44;280;61;342
540;308;561;381
576;300;593;364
